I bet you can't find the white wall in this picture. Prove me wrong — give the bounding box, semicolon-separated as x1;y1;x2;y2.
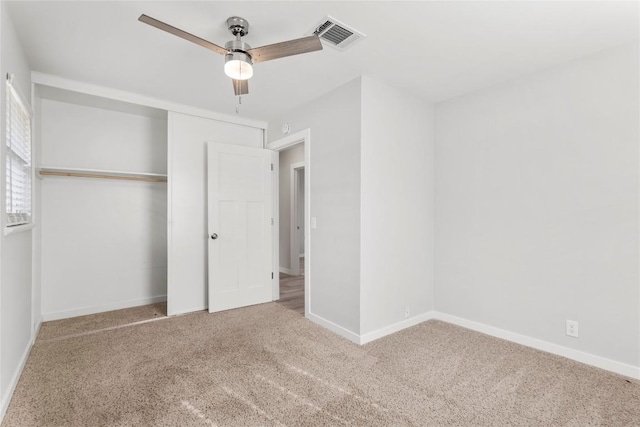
278;144;304;272
168;112;263;316
269;76;436;340
39;99;168;320
360;76;435;335
0;1;34;417
435;43;639;368
269;78;362;335
40;100;167;172
31;85;42;339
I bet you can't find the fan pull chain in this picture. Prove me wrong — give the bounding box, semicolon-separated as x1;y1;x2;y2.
236;95;242;114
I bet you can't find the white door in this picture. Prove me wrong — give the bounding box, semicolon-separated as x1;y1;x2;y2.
207;142;273;313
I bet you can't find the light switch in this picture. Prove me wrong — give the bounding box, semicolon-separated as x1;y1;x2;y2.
311;217;317;229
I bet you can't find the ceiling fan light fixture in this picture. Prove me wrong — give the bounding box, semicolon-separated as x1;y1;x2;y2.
224;52;253;80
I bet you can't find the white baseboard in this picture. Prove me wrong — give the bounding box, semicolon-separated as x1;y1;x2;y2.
307;312;360;344
279;267;292;274
32;318;42;343
305;308;640;379
32;315;42;340
360;312;435;345
0;334;35;422
431;311;640;380
42;295;167;321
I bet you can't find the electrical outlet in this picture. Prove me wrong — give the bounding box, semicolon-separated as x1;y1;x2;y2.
404;307;410;319
566;320;579;338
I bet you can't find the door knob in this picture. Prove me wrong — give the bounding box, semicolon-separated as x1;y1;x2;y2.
211;233;218;240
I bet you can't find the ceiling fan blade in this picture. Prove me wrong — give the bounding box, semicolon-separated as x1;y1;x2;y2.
138;14;227;56
232;79;249;96
248;35;322;63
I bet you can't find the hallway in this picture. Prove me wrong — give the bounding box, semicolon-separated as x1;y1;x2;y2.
276;257;304;315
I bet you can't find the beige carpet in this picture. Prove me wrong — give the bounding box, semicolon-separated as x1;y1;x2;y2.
38;302;167;341
3;303;639;426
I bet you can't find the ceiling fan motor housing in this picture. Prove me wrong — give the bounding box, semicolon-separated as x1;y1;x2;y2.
225;39;253;63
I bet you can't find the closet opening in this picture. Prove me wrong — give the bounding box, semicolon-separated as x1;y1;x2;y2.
34;84;168;334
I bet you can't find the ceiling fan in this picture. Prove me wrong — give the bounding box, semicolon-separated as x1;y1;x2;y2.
139;14;323;96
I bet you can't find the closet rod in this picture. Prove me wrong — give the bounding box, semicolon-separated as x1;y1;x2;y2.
38;168;167;183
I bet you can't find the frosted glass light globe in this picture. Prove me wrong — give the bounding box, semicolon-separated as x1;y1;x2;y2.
224;52;253;80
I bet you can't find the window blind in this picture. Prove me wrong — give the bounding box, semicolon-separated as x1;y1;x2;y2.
6;76;32;227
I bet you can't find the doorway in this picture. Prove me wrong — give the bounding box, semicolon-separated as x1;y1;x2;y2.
290;163;305;277
275;146;304;314
267;129;311;317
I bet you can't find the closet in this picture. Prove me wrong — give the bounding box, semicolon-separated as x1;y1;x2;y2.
33;74;266;321
36;85;169;320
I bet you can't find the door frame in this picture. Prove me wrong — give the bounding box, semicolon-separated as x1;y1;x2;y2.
267;128;311;317
289;162;305;276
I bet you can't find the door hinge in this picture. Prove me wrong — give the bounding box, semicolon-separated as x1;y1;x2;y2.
271;163;274;171
272;272;274;279
271;218;274;225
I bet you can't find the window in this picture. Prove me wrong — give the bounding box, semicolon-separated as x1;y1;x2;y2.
5;75;32;227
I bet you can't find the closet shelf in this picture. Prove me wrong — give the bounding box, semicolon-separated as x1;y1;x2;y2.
38;167;167;183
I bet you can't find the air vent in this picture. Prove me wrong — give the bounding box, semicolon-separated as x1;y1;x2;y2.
309;15;365;51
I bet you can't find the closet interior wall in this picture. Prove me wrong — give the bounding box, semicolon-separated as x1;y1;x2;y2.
37;87;169;320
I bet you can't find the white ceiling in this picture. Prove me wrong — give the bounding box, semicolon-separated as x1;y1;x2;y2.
6;1;639;122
